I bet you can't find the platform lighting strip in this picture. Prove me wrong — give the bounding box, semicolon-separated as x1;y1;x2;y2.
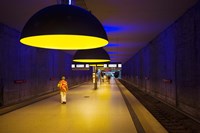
118;64;122;68
71;64;90;69
71;63;122;69
108;64;117;67
105;63;122;68
71;64;90;70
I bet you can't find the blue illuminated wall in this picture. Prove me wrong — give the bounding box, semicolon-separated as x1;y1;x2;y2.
122;1;200;120
0;23;92;106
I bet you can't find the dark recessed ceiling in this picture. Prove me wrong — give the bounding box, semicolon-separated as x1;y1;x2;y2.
0;0;198;63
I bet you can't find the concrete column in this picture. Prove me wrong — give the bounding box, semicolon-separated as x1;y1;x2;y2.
93;66;97;89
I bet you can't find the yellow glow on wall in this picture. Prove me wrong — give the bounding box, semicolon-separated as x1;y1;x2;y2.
20;35;108;50
97;64;104;67
89;64;96;66
89;64;104;66
73;59;110;63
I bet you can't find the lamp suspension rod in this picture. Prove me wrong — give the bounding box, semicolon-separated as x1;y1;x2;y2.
69;0;72;5
57;0;71;5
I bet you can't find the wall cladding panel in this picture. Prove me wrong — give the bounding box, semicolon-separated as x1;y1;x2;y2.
195;2;200;119
175;7;199;116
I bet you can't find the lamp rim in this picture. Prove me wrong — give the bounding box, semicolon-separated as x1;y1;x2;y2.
20;35;108;50
73;59;110;63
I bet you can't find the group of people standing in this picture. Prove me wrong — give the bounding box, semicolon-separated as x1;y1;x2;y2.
100;71;111;83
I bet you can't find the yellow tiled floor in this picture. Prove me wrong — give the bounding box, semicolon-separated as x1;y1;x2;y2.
0;79;137;133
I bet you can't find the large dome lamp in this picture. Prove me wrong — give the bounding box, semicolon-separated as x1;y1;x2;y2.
20;4;108;50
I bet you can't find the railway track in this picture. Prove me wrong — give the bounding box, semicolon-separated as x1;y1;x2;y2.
119;79;200;133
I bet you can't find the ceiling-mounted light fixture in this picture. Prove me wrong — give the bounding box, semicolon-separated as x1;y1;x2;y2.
73;48;110;63
20;4;108;50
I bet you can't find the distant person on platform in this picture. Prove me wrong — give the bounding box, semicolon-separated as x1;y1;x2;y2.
57;76;68;104
101;72;104;82
107;75;111;84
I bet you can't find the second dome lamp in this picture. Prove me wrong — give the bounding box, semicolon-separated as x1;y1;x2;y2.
73;48;110;63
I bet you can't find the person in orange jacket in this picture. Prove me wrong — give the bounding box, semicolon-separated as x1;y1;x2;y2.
57;76;68;104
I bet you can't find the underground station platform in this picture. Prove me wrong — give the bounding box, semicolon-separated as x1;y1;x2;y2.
0;79;169;133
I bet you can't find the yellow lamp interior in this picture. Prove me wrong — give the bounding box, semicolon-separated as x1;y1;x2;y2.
73;59;110;63
20;35;108;50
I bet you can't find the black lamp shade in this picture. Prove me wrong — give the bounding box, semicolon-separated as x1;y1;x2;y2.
20;4;108;50
73;48;110;63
